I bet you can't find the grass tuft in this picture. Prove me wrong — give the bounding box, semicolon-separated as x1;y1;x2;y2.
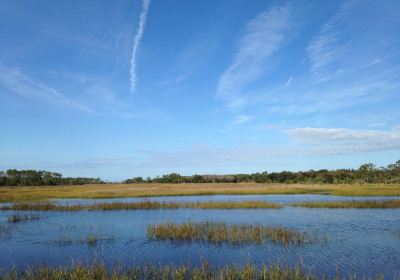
292;199;400;208
86;234;99;246
147;222;316;246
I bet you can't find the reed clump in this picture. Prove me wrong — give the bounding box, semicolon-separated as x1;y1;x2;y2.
7;214;40;223
90;201;181;210
55;234;114;246
1;202;85;211
147;222;315;246
86;234;99;246
292;199;400;208
1;200;281;212
187;200;282;209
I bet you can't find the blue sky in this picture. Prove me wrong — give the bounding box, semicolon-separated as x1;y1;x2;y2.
1;0;400;181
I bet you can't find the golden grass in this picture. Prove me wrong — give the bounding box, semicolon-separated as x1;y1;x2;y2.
0;183;399;202
147;222;316;246
292;199;400;208
1;200;281;211
0;262;323;280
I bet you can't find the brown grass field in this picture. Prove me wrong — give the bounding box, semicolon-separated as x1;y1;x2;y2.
0;183;399;202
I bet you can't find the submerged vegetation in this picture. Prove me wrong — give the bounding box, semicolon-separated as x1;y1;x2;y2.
0;224;12;236
1;200;281;212
7;214;40;223
292;199;400;208
147;222;315;246
55;234;114;246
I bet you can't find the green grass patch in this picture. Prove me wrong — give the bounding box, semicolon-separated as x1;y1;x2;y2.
291;199;400;208
147;222;316;246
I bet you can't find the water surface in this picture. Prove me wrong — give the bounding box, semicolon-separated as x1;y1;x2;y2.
0;194;399;278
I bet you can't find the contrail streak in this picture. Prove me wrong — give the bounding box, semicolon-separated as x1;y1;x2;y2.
130;0;151;95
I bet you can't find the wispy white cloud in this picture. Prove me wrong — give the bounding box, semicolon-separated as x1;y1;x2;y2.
285;75;293;87
232;114;253;126
307;0;400;75
0;67;95;113
130;0;151;95
217;6;290;111
288;126;400;153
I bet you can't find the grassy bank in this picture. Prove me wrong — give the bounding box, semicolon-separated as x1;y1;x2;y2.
0;183;400;202
147;222;315;246
1;200;281;211
292;199;400;208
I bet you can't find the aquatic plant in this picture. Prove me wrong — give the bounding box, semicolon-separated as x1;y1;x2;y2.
292;199;400;208
86;234;99;246
55;234;114;246
187;200;281;209
7;214;40;223
147;222;315;246
1;200;281;211
1;202;85;211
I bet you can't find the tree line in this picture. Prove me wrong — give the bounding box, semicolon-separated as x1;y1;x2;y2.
2;160;400;186
0;169;104;186
124;160;400;184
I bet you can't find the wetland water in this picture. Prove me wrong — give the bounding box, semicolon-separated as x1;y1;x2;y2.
0;194;399;277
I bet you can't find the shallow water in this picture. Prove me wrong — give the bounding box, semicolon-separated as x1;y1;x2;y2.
0;194;399;277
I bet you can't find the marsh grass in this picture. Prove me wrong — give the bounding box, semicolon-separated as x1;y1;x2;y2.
1;200;281;212
188;200;282;209
55;234;115;246
7;214;40;223
292;199;400;208
1;183;399;203
147;222;315;246
0;262;391;280
1;202;85;211
85;234;99;246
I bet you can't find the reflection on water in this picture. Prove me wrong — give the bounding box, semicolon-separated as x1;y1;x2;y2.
0;194;399;278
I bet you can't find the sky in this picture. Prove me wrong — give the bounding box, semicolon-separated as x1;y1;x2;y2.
1;0;400;181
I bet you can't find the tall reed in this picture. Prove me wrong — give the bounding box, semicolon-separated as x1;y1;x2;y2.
292;199;400;208
0;262;392;279
1;200;281;212
147;222;315;246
